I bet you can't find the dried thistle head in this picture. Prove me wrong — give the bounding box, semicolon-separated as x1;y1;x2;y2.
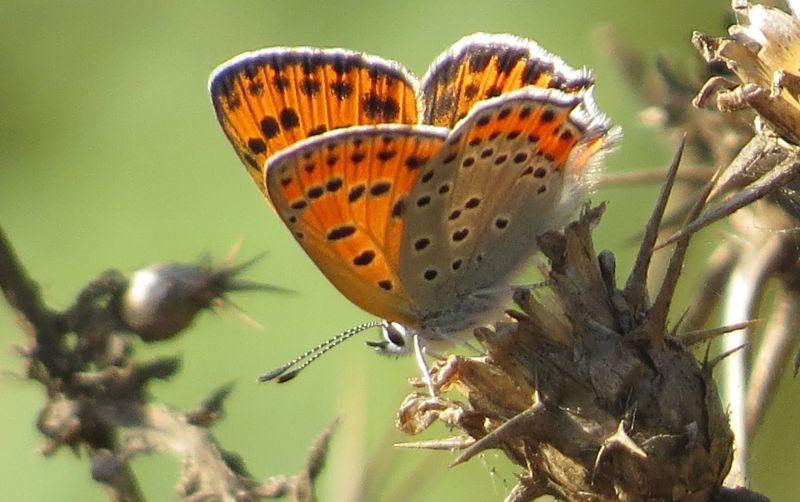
694;1;800;144
396;203;735;501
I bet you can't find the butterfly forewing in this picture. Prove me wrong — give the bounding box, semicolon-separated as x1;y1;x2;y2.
210;48;420;196
420;33;593;129
265;125;448;323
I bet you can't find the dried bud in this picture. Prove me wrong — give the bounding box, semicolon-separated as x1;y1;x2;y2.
120;262;217;341
120;254;280;341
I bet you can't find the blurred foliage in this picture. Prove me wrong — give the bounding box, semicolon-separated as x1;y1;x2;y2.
1;1;796;500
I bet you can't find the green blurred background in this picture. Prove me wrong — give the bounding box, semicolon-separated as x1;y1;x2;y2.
1;1;797;500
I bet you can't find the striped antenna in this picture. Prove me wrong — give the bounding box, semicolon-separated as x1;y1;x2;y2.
258;320;384;383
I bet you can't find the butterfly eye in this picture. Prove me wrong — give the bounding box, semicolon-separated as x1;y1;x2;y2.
368;321;413;356
386;324;407;346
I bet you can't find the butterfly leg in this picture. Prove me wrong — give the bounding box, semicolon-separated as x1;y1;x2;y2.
413;333;437;397
460;281;550;316
472;281;550;298
514;280;551;291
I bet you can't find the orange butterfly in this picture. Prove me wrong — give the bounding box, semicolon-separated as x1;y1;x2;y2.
209;33;618;385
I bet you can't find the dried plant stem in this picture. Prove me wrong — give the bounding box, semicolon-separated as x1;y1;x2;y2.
682;244;739;333
659;154;800;248
746;288;800;437
720;229;784;488
600;166;710;186
721;270;753;488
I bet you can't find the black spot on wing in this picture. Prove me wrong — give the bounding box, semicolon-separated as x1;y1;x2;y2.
273;74;289;91
307;186;324;199
404;155;427;170
327;225;357;241
452;228;469;242
353;250;375;266
348;184;365;202
248;138;266;154
300;78;321;96
326;177;343;192
391;199;405;218
362;93;400;120
308;125;327;137
280;108;300;129
260;117;280;138
465;197;481;209
330;80;354;99
377;150;397;162
370;181;391;196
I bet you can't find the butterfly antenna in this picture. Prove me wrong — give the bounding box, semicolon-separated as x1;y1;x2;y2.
258;320;384;383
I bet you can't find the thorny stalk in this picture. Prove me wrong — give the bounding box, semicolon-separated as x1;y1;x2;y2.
0;224;334;502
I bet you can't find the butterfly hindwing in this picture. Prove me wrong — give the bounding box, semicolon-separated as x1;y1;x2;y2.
265;125;448;323
398;87;615;307
420;33;594;129
210;48;420;196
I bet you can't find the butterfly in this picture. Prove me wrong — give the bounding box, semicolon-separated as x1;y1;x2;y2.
209;33;619;385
